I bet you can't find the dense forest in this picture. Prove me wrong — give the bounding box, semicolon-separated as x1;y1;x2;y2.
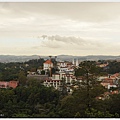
0;58;45;81
0;78;120;118
0;59;120;117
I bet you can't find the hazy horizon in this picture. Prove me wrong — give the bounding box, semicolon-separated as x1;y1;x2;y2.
0;54;120;57
1;2;120;56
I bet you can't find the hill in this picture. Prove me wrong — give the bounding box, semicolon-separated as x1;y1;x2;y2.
0;55;120;63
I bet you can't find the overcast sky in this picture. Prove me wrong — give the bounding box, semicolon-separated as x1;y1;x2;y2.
0;2;120;56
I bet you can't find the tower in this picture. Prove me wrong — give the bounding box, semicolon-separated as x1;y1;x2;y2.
76;59;79;66
72;58;75;65
55;56;57;61
49;56;52;61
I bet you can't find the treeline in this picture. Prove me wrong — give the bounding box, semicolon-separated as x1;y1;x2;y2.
106;61;120;74
0;58;45;81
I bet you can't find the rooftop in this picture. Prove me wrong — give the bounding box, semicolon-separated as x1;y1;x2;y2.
44;60;53;64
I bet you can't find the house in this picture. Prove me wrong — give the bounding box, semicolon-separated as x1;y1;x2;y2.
57;61;68;68
101;78;117;89
109;73;120;79
0;81;9;88
43;60;53;70
51;72;74;85
61;72;74;84
97;63;108;68
96;92;110;100
97;76;108;81
0;81;19;89
111;90;119;94
9;81;19;88
96;90;119;100
59;67;68;72
66;62;73;68
52;73;61;80
43;78;62;91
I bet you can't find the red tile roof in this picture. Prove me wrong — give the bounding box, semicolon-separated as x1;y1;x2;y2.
104;78;113;81
44;60;53;64
111;90;119;94
9;81;19;88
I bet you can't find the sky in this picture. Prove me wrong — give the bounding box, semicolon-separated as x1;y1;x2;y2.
0;2;120;56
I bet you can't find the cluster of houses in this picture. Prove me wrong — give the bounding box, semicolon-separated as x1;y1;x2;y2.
27;58;81;94
100;73;120;89
0;56;120;99
96;90;119;100
43;58;82;93
96;73;120;100
26;57;120;95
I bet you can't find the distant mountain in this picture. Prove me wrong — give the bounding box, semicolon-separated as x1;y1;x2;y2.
0;55;120;63
56;55;120;61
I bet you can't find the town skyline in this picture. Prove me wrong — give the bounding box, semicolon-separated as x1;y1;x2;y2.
0;2;120;56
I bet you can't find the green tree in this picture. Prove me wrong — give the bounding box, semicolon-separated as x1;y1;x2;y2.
18;71;27;86
85;108;118;118
74;112;81;118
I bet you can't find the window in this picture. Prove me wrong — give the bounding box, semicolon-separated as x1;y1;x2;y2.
2;85;5;88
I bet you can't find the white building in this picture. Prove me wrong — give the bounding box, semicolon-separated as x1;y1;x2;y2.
59;67;68;72
43;72;76;94
43;60;53;70
44;78;62;90
57;61;68;67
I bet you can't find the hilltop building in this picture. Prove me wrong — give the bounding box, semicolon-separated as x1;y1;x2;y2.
43;60;53;70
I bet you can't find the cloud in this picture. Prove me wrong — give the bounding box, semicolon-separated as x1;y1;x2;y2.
40;35;104;50
1;3;120;23
41;35;85;47
1;3;120;38
0;3;120;56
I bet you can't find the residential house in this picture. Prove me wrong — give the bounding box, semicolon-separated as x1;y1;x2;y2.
0;81;9;88
101;78;117;89
97;63;108;68
57;61;68;68
9;81;19;88
43;78;62;91
96;90;119;100
0;81;19;89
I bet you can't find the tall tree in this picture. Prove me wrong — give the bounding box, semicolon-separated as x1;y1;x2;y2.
18;71;27;86
74;61;105;110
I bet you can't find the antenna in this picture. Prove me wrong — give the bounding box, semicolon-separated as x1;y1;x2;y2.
49;56;52;61
55;56;57;61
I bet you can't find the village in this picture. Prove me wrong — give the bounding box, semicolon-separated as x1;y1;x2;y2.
27;56;120;100
0;56;119;101
0;56;120;117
